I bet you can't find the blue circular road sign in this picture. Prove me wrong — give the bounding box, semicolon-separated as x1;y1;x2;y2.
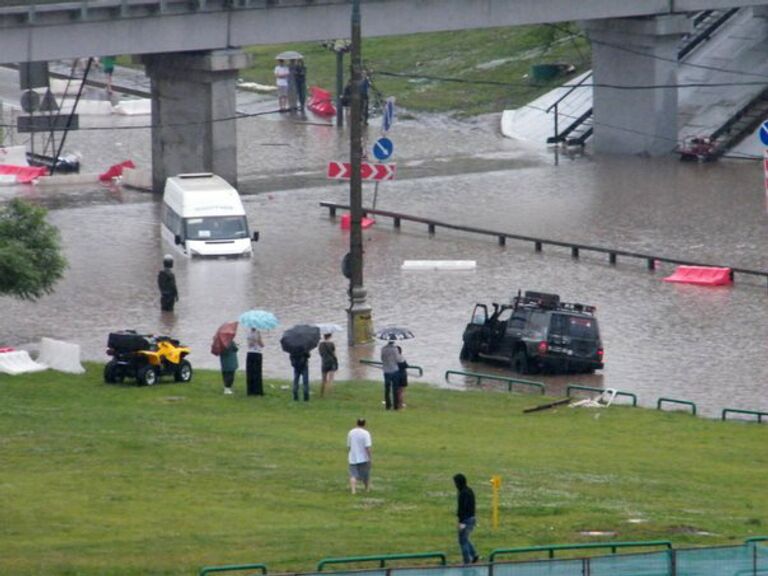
760;121;768;146
373;137;394;161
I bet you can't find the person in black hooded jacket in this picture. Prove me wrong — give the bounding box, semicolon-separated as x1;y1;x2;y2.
453;473;479;564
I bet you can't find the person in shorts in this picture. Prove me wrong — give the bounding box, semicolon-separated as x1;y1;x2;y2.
347;418;372;494
274;59;290;111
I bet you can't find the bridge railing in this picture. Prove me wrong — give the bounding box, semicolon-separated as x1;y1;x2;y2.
319;202;768;289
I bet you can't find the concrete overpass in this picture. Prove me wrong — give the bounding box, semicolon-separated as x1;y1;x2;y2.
1;0;767;62
2;0;768;187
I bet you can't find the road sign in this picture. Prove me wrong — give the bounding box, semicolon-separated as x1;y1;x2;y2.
327;161;396;181
760;121;768;146
20;90;40;113
17;114;79;133
382;96;395;133
372;137;394;161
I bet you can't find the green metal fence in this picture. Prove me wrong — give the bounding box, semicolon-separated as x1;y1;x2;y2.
722;408;768;423
444;370;545;394
201;538;768;576
360;359;424;377
317;552;446;571
566;384;638;406
199;563;268;576
657;397;697;415
489;540;672;561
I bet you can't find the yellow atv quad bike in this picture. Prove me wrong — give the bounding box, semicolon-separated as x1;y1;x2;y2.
104;330;192;386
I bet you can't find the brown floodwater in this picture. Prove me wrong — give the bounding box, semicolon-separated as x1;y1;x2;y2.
1;90;767;418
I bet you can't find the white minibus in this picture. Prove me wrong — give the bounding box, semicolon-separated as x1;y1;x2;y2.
161;173;259;258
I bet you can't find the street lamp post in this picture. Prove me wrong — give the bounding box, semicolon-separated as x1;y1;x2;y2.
347;0;373;346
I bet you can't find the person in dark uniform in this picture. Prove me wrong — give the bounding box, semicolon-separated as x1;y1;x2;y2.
157;254;178;312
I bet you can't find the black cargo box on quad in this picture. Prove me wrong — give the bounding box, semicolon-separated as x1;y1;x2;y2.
107;331;154;352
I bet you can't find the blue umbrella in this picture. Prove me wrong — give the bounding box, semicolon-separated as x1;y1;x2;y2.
239;309;279;330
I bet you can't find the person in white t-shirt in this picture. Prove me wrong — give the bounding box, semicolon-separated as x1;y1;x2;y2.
347;418;372;494
274;60;290;111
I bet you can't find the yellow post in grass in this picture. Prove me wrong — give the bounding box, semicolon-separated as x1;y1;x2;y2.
490;475;502;529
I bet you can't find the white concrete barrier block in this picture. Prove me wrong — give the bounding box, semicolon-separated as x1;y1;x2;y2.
112;99;152;116
401;260;477;271
36;173;102;187
121;168;153;191
0;350;47;375
37;337;85;374
0;145;29;166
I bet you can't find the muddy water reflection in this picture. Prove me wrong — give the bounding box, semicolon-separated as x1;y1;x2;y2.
1;113;767;418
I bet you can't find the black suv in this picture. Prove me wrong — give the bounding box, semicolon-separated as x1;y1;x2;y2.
460;291;604;374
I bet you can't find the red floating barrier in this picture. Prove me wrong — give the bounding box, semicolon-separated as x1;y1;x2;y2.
307;86;337;117
663;265;733;286
340;213;375;230
0;164;47;183
0;347;16;353
99;160;136;182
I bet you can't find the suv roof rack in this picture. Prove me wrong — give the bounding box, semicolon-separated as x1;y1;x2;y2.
512;290;596;315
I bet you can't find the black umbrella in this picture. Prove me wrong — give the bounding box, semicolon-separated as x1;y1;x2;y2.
280;324;321;355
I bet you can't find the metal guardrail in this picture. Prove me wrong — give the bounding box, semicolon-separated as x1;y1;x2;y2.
489;540;673;561
319;202;768;289
721;408;767;423
566;384;638;407
317;552;446;571
199;563;268;576
657;397;697;416
445;369;545;394
359;359;423;377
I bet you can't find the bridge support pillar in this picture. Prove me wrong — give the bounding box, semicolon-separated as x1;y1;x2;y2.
583;15;689;156
141;49;250;191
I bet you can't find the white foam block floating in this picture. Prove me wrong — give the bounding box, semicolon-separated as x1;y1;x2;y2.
401;260;476;271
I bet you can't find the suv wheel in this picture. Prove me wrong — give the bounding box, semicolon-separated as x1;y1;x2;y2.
512;350;529;375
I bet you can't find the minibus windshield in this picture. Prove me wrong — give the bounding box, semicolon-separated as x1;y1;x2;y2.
185;216;249;240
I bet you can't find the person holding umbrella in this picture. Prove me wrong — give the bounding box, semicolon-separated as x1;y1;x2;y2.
380;336;401;410
376;326;413;410
211;322;239;395
280;324;321;402
246;327;264;396
290;349;310;402
239;310;279;397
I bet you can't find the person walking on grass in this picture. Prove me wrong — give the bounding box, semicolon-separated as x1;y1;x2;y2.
347;418;372;494
453;473;479;564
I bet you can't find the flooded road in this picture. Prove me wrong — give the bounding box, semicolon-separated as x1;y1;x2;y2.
1;83;767;418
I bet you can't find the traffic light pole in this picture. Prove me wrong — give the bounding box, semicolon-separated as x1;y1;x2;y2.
347;0;373;346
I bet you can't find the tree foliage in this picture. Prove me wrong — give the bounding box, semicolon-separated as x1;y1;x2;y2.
0;198;67;300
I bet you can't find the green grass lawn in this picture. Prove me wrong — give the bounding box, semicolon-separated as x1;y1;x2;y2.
1;364;766;575
241;24;591;116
